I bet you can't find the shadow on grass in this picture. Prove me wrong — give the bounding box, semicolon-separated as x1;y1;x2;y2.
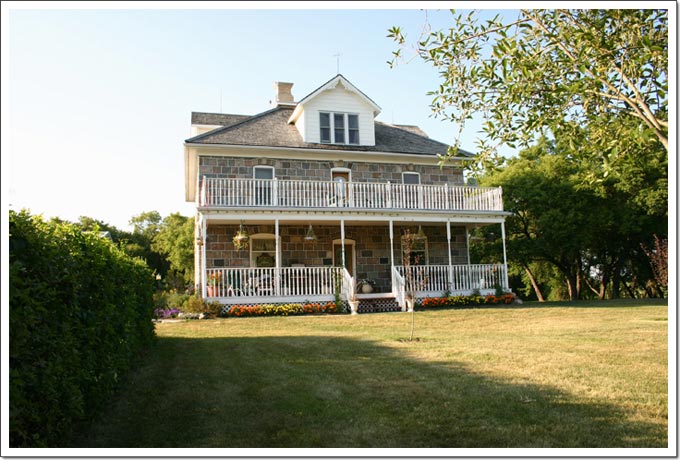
76;334;666;448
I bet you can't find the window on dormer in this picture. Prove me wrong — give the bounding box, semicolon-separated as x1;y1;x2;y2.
334;113;345;143
320;112;359;145
320;113;331;143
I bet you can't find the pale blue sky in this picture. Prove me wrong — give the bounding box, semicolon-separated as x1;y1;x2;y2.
6;5;517;230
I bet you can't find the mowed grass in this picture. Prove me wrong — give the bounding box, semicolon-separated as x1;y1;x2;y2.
75;299;668;448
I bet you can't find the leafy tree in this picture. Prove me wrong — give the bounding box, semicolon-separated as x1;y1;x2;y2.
76;212;195;290
152;213;195;287
129;211;162;239
641;235;668;295
480;135;665;300
388;9;668;172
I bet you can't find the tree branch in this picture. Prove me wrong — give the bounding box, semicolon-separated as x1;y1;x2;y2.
523;10;668;150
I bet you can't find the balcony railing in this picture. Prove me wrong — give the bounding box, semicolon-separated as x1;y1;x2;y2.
199;177;503;212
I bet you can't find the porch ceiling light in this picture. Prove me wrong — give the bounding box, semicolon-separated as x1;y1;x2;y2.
417;225;427;239
304;224;317;241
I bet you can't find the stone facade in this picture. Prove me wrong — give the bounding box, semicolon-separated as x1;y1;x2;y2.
206;223;468;293
198;156;464;186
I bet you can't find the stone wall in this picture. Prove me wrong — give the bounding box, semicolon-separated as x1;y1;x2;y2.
198;156;464;186
206;223;468;293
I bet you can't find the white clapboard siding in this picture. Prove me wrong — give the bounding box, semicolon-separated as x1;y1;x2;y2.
299;87;376;145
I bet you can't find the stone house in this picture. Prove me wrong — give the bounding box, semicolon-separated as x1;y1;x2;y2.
184;75;509;311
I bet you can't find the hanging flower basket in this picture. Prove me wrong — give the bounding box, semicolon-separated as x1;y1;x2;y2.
233;231;249;250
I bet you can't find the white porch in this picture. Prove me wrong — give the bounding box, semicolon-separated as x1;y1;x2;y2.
205;263;507;307
196;196;510;310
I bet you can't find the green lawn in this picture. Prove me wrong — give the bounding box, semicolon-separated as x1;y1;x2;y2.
75;300;668;448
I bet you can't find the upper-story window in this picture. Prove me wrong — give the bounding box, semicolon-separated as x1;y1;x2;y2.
253;166;275;205
320;112;359;145
402;172;421;185
254;166;274;180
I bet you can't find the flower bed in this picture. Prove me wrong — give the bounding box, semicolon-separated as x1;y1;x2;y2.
420;293;515;309
223;302;342;318
153;307;181;319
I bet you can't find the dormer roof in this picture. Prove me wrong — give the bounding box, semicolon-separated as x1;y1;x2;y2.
288;74;381;124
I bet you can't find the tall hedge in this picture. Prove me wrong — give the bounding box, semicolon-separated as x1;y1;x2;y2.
9;210;156;447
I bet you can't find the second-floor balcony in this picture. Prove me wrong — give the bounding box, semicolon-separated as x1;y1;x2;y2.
199;177;503;212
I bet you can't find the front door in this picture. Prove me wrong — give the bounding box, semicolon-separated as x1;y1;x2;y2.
333;242;355;276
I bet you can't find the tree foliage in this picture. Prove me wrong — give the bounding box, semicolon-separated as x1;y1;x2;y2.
388;9;668;172
151;213;195;286
478;136;666;300
75;211;195;290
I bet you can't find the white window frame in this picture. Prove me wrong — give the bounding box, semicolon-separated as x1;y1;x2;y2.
253;166;275;205
402;171;421;185
249;233;280;268
319;112;359;145
330;167;352;182
401;234;429;266
253;165;275;179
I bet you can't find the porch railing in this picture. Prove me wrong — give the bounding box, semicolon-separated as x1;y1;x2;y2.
394;264;507;295
205;266;341;300
205;264;507;304
340;268;354;303
392;266;406;309
199;177;503;212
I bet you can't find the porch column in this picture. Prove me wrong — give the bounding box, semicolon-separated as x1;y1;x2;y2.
466;225;472;291
275;219;281;296
501;221;509;290
465;226;471;264
201;216;207;298
340;219;346;270
447;220;453;291
389;220;395;287
194;213;201;291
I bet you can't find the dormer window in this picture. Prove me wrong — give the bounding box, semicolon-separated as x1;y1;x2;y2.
320;112;359;145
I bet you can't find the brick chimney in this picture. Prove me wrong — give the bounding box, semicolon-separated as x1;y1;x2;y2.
273;81;295;107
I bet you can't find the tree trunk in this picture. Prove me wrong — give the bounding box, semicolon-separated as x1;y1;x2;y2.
585;277;603;299
611;261;622;299
524;265;545;302
599;271;608;300
622;280;636;299
565;274;579;301
565;276;574;301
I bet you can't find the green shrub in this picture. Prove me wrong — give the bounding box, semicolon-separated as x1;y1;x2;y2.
9;210;155;447
181;294;205;313
181;295;223;318
154;290;190;311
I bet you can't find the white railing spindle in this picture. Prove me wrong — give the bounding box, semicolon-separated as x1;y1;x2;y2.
199;178;503;211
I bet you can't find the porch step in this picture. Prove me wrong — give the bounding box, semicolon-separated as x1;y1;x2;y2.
358;297;401;314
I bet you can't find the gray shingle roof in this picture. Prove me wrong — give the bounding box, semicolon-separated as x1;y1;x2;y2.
186;107;473;157
191;112;250;126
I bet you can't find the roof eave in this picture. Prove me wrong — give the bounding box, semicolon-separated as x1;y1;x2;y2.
290;75;382;124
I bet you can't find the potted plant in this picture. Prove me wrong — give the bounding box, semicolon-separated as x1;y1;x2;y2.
348;277;360;315
206;272;221;297
358;278;376;294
